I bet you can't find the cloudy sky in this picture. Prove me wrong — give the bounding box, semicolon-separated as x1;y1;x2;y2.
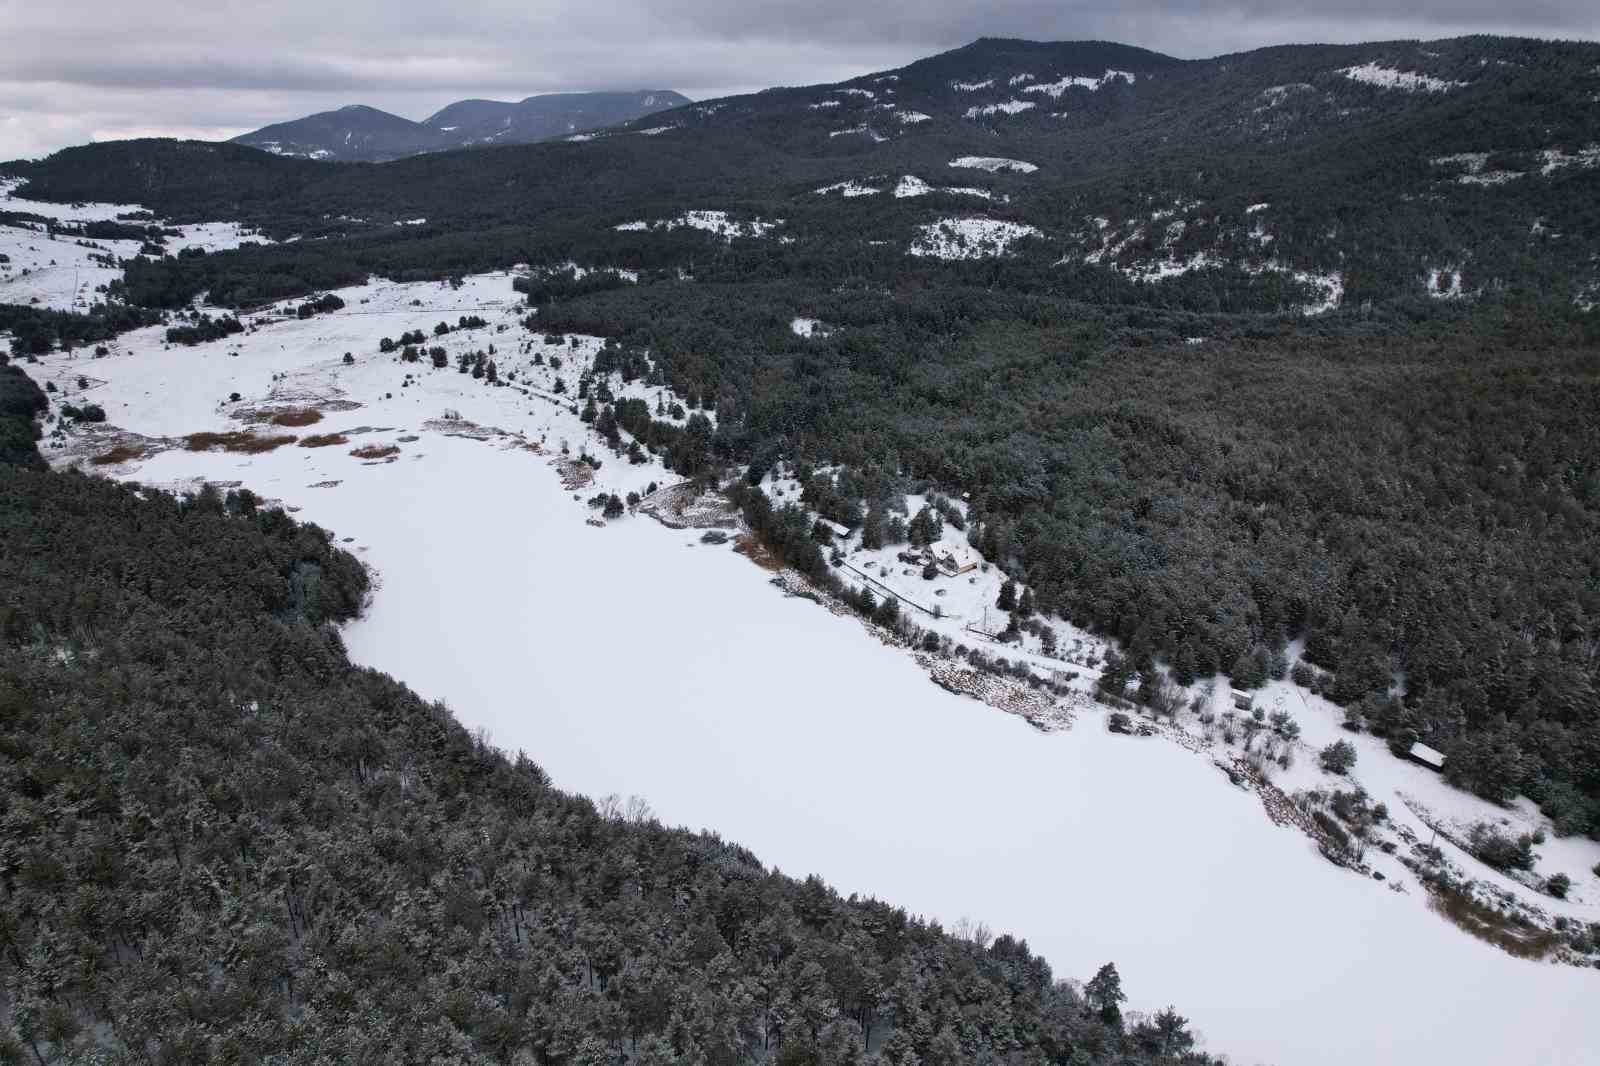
4;0;1597;159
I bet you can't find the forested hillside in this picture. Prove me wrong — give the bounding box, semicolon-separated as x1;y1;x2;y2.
0;429;1222;1062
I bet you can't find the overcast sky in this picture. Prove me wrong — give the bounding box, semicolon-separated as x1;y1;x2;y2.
4;0;1597;160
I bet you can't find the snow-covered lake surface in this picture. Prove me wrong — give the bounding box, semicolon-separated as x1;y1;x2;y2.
16;270;1600;1066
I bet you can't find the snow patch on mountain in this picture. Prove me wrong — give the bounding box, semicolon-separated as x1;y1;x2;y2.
1340;63;1467;93
1426;266;1465;299
614;211;783;240
949;156;1038;174
815;180;882;197
950;79;994;92
909;218;1042;260
1022;70;1137;99
829;125;888;142
892;176;998;201
1539;145;1600;175
1258;83;1313;108
896;111;933;124
964;100;1037;119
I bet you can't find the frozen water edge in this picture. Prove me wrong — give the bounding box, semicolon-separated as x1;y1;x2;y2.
18;270;1600;1066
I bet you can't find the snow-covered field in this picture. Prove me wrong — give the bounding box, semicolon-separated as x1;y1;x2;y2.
0;178;265;311
14;268;1600;1066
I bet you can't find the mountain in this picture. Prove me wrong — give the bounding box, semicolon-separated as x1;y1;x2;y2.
230;90;692;162
230;104;449;162
425;90;692;146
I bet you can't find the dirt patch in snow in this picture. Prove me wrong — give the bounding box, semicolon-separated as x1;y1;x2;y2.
184;430;297;454
350;443;400;460
299;433;349;448
734;533;784;571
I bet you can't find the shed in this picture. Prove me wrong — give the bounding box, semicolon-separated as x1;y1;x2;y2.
817;518;853;539
1230;688;1253;712
1406;742;1446;772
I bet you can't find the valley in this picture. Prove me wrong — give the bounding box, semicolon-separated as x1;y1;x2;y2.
4;29;1600;1066
13;247;1600;1063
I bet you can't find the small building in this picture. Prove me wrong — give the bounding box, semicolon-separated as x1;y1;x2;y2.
1406;742;1446;772
817;518;853;539
1230;688;1253;712
936;545;979;577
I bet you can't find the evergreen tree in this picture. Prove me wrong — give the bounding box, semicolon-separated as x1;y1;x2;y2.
1085;963;1127;1027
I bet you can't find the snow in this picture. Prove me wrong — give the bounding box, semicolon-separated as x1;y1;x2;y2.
789;316;827;338
1539;145;1600;175
0;179;268;311
1245;202;1270;214
633;126;675;136
814;180;881;197
807;100;841;109
19;267;1600;1066
950;79;994;92
566;133;597;142
895;110;932;124
1426;266;1465;299
948;156;1038;174
612;210;783;240
527;261;639;284
909;218;1042;259
1460;170;1525;186
1022;70;1137;99
835;88;876;100
892;175;995;201
393;218;428;226
1259;83;1312;107
1008;73;1034;85
1340;62;1467;93
1120;251;1223;283
1293;269;1345;315
828;125;887;142
964;99;1036;119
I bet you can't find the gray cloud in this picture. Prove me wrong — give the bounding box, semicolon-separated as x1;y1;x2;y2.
4;0;1597;159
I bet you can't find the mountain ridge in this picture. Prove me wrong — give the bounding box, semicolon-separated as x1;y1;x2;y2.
231;89;692;162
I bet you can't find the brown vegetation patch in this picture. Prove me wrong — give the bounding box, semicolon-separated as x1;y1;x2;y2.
90;443;148;466
243;406;323;427
350;444;400;460
733;533;783;571
1426;883;1561;960
299;433;350;448
185;431;298;454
